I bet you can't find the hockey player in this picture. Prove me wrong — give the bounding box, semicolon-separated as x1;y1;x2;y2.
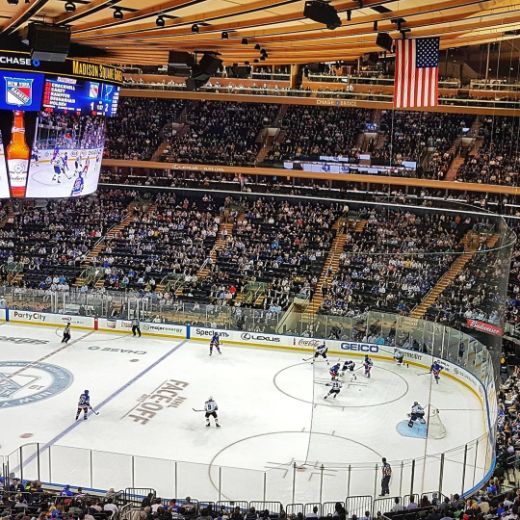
324;379;343;399
341;359;356;379
312;342;329;364
408;401;425;428
329;362;341;380
210;334;222;356
51;158;62;184
205;396;220;427
394;349;405;365
70;170;85;197
430;361;443;384
363;355;374;378
62;322;71;344
75;390;94;421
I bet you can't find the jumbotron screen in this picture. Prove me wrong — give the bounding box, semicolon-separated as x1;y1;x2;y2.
0;55;121;199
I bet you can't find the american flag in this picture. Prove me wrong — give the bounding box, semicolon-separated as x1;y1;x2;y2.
394;37;439;109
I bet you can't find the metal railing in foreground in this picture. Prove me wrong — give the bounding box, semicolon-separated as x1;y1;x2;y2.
0;446;471;516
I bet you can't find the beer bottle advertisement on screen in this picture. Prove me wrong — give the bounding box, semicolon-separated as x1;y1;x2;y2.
6;110;30;198
0;110;37;199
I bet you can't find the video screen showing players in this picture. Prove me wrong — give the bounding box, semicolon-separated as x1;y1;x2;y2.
25;110;106;198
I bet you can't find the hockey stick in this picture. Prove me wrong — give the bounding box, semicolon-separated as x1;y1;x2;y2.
192;408;205;412
302;356;314;362
89;407;100;416
416;372;431;376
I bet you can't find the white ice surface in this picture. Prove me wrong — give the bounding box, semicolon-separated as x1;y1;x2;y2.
0;324;489;505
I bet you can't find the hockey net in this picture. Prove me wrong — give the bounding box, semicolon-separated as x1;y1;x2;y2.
425;405;447;439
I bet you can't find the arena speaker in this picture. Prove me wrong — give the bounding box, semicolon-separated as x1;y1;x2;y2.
167;51;195;76
185;53;222;90
376;32;394;52
303;0;341;30
198;53;222;76
28;23;71;62
232;65;251;78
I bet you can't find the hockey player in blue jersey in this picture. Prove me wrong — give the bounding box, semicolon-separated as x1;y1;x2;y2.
363;355;374;378
51;144;60;162
71;171;85;197
75;390;93;421
430;361;443;384
210;334;221;356
329;362;341;380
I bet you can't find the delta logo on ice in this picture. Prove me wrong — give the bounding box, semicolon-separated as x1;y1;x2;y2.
5;77;33;107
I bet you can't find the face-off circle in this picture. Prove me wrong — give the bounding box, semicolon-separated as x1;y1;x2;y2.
273;362;409;408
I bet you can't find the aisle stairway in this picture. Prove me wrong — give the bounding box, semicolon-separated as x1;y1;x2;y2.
305;217;349;314
196;221;234;280
409;231;496;320
73;201;144;288
3;202;23;285
445;154;466;181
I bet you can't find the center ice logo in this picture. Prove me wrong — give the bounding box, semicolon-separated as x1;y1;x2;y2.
0;361;73;408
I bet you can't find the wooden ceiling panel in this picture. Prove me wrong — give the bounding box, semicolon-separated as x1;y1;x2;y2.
0;0;519;67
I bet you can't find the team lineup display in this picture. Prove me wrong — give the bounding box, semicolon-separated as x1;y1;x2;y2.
0;50;121;199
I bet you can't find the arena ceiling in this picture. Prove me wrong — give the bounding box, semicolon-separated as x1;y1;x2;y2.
0;0;520;66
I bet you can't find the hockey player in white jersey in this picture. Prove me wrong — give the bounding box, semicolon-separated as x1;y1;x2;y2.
324;379;343;399
408;401;425;428
394;349;405;366
340;360;356;380
205;397;220;427
312;342;329;364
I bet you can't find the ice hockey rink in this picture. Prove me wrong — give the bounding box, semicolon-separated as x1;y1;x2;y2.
0;323;490;506
25;149;102;198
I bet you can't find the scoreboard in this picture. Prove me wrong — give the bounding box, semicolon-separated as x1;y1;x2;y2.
0;52;121;117
0;71;120;117
42;76;120;116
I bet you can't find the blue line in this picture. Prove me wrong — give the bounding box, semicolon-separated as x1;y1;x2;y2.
18;339;188;472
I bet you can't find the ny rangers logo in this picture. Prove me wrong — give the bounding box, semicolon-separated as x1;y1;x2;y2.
5;77;34;107
0;361;73;408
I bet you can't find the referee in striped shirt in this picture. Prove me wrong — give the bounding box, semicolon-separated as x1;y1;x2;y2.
380;458;392;496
